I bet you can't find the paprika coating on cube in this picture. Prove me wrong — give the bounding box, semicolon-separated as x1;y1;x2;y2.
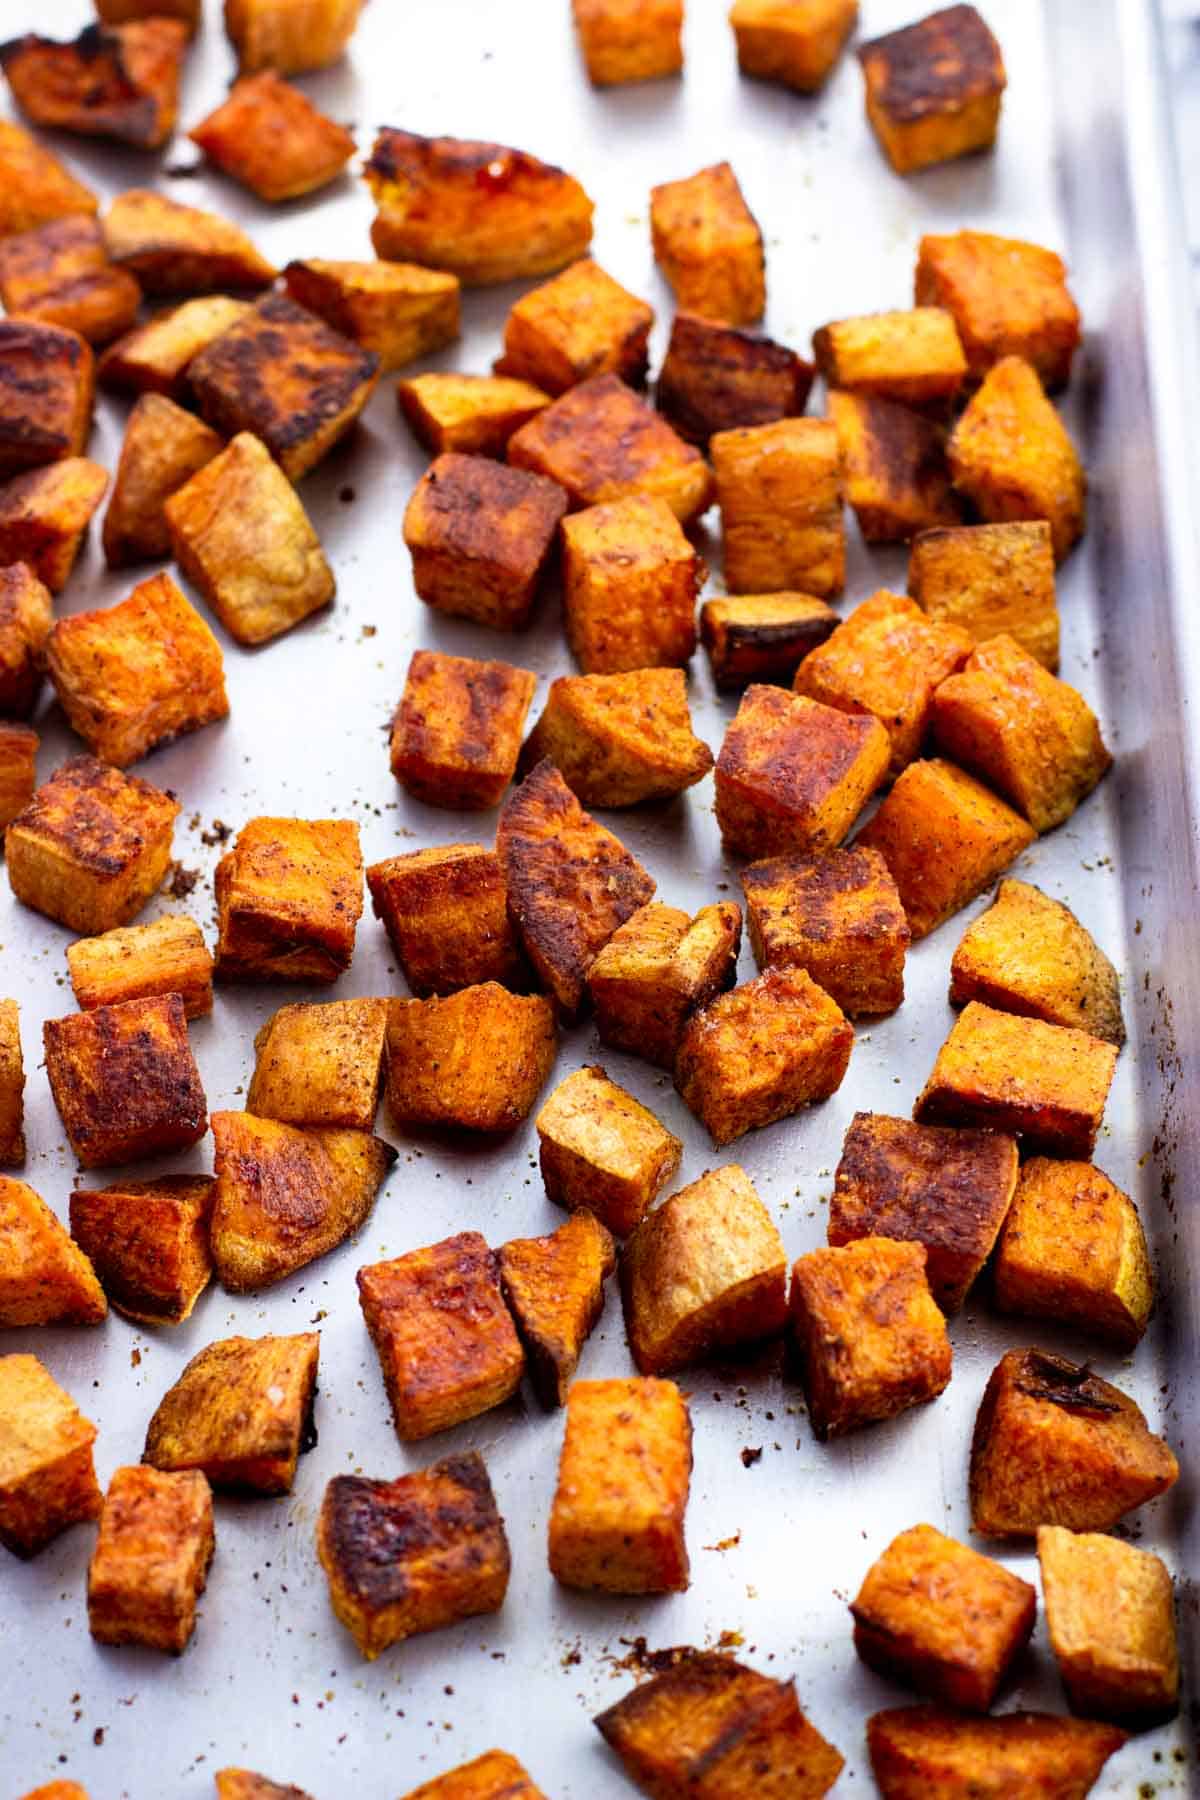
397;372;551;459
0;458;108;594
0;723;38;833
0;1354;101;1558
191;76;357;205
730;0;859;93
385;985;556;1134
403;452;567;632
69;1175;214;1327
99;297;252;400
1038;1526;1179;1727
0;215;140;348
0;319;94;483
67;915;213;1020
399;1752;546;1800
0;1176;108;1327
858;5;1006;176
103;190;277;296
0;563;52;718
143;1332;320;1495
44;994;207;1170
214;815;363;984
560;492;703;673
520;669;712;808
828;390;964;545
712;417;844;597
700;591;837;691
915;229;1082;389
650;161;765;327
247;998;389;1130
367;845;530;998
948;356;1085;560
866;1706;1128;1800
0;20;188;152
536;1063;682;1238
390;649;536;810
572;0;684;85
908;519;1060;671
949;878;1124;1044
284;257;460;370
815;308;967;409
742;845;910;1017
587;900;743;1070
495;258;654;395
102;394;224;569
498;1211;616;1406
0;1000;24;1166
86;1464;214;1654
656;310;814;447
0;119;97;239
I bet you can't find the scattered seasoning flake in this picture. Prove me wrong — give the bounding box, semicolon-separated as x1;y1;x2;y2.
201;820;232;847
741;1446;763;1467
93;1728;104;1746
165;863;201;898
703;1532;742;1552
130;1348;141;1369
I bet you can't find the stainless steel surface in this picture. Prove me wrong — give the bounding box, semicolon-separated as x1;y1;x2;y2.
0;0;1197;1793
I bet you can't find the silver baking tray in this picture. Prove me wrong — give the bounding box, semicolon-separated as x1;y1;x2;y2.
2;0;1198;1793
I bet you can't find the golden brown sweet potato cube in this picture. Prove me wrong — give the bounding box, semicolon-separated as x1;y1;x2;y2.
656;310;814;448
400;1753;546;1800
225;0;362;74
498;758;656;1017
385;984;556;1133
391;649;536;809
98;296;252;400
742;845;909;1017
0;120;96;239
0;563;51;718
283;258;458;374
0;1176;106;1326
572;0;683;84
828;1112;1017;1312
317;1451;509;1660
210;1110;395;1293
191;76;357;205
102;395;223;569
44;994;207;1169
549;1376;691;1593
145;1333;319;1494
855;757;1035;940
700;591;836;691
916;229;1082;390
949;357;1085;560
215;1775;312;1800
816;308;967;410
214;815;363;984
858;5;1006;175
909;519;1060;669
970;1348;1178;1538
730;0;858;92
712;417;843;596
165;432;334;646
66;914;213;1019
0;722;38;832
247;997;389;1129
828;391;963;545
398;372;551;459
104;190;276;297
650;161;765;327
498;1212;615;1406
867;1707;1127;1800
852;1523;1034;1710
87;1465;213;1654
403;452;566;631
0;20;187;152
588;900;742;1069
560;493;702;674
536;1064;682;1238
0;215;139;347
0;1000;24;1166
359;1232;524;1439
0;1355;100;1557
367;845;529;997
676;966;853;1145
950;878;1123;1043
0;457;107;593
496;258;653;395
715;684;890;860
69;1175;214;1326
0;320;93;482
1039;1527;1178;1726
520;669;712;806
97;0;200;28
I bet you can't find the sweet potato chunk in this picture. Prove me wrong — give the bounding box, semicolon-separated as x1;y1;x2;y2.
0;320;93;482
1039;1527;1178;1726
97;0;199;25
676;966;853;1145
191;75;357;204
858;5;1006;175
656;310;814;447
317;1452;509;1660
104;191;276;296
497;258;652;395
909;519;1060;670
548;1376;691;1593
66;915;213;1019
498;1211;616;1406
0;563;52;718
828;1112;1017;1312
0;723;37;833
536;1064;681;1238
358;1232;524;1440
742;845;909;1017
390;649;536;809
366;845;529;997
950;878;1123;1043
715;684;890;860
971;1350;1179;1539
87;1465;213;1654
44;995;207;1170
0;1001;24;1166
385;985;555;1133
588;901;742;1069
247;998;389;1130
98;297;252;400
400;1754;545;1800
816;308;966;410
283;258;458;374
403;452;566;631
143;1332;319;1494
560;493;702;673
215;1776;312;1800
521;669;711;806
225;0;362;74
867;1706;1128;1799
700;591;837;691
650;161;765;327
214;815;363;984
730;0;858;92
21;1786;91;1800
0;457;107;593
69;1175;213;1326
0;216;139;347
572;0;683;84
397;372;551;458
0;1355;100;1557
916;229;1082;389
103;395;224;568
365;129;594;286
0;120;96;239
712;417;844;596
0;21;187;151
949;357;1085;559
6;753;178;933
0;1176;106;1327
828;391;963;544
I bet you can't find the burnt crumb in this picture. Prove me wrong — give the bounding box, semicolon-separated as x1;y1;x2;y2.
609;1628;746;1676
360;624;377;639
740;1445;763;1467
130;1347;141;1369
339;485;357;504
200;819;231;846
560;1642;582;1668
93;1727;104;1746
703;1531;742;1552
164;862;200;898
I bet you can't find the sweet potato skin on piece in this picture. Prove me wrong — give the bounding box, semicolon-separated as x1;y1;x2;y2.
650;161;765;327
496;257;654;395
214;816;363;984
711;417;844;597
498;1210;616;1405
87;1464;214;1654
858;5;1006;175
1038;1525;1179;1726
742;845;910;1017
908;519;1060;670
390;650;536;809
143;1332;320;1495
587;901;742;1070
385;985;556;1133
0;20;188;151
915;229;1082;389
102;395;224;569
367;845;530;997
0;1354;101;1558
536;1063;682;1237
656;310;814;447
950;878;1124;1044
866;1705;1127;1799
403;452;567;632
69;1175;214;1326
191;76;357;204
43;994;207;1170
572;0;683;86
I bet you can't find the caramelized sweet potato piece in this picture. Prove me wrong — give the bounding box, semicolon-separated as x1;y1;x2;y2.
0;320;93;482
247;998;389;1130
0;723;38;833
191;75;357;204
916;229;1082;389
498;1210;616;1405
712;417;844;596
98;0;199;26
104;190;276;296
950;878;1124;1043
656;310;814;447
730;0;859;92
815;308;966;408
0;457;107;593
828;391;963;544
44;994;207;1170
572;0;683;84
496;258;653;394
0;216;140;347
742;845;910;1016
650;161;765;327
0;1355;101;1557
366;844;529;997
225;0;363;74
214;815;363;983
69;1175;214;1326
587;901;742;1069
67;915;213;1019
867;1705;1127;1799
87;1465;213;1654
560;493;702;673
403;452;567;631
215;1775;312;1800
385;985;555;1133
908;519;1060;669
143;1332;319;1494
0;1000;24;1166
0;563;52;718
858;5;1006;175
397;372;551;458
700;591;837;691
98;297;252;400
0;120;96;239
520;669;712;806
284;257;459;370
0;20;187;151
390;649;536;809
400;1753;546;1800
0;1177;106;1327
948;356;1085;560
1038;1526;1178;1726
536;1064;681;1237
102;394;224;568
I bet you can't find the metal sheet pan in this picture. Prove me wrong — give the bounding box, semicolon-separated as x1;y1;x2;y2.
1;0;1198;1792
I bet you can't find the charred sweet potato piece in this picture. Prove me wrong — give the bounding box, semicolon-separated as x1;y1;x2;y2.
656;310;814;447
0;20;187;151
0;457;107;593
676;966;853;1145
712;417;844;596
650;161;765;327
0;1355;101;1557
191;75;357;204
572;0;683;84
828;1112;1017;1312
67;915;213;1019
0;1001;24;1166
214;816;363;984
403;452;567;631
397;372;551;458
400;1754;546;1800
916;229;1082;389
225;0;363;74
358;1232;524;1439
366;845;529;997
390;649;536;809
0;216;139;347
0;1177;106;1327
97;0;199;26
499;1212;616;1406
215;1776;312;1800
103;395;224;568
0;723;38;833
0;320;93;482
0;120;96;239
87;1464;213;1654
317;1451;509;1660
560;493;702;673
867;1705;1128;1799
950;878;1124;1043
730;0;858;92
496;258;653;395
742;845;910;1017
587;900;742;1069
99;297;252;400
283;257;458;369
909;519;1060;669
815;308;966;409
44;995;207;1170
700;591;836;691
549;1376;691;1593
385;985;556;1133
365;129;594;285
6;753;178;933
104;190;276;296
858;5;1006;175
0;563;52;718
828;391;963;545
69;1175;213;1326
143;1332;319;1494
247;998;389;1130
970;1349;1178;1538
520;669;712;806
1039;1526;1178;1726
536;1064;682;1238
949;357;1085;560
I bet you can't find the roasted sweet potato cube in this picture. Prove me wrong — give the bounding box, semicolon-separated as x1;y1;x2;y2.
949;357;1085;560
22;1785;91;1799
400;1753;546;1800
0;120;96;239
0;563;51;718
69;1175;214;1326
0;1355;100;1558
828;1112;1017;1312
560;494;702;674
549;1376;691;1593
1039;1527;1178;1726
165;433;335;646
98;297;252;400
855;757;1035;939
816;308;966;410
191;75;357;204
676;966;853;1145
103;396;223;569
572;0;682;84
97;0;199;27
950;878;1123;1043
520;669;712;806
0;723;38;832
87;1465;213;1654
317;1451;509;1660
712;417;844;596
398;372;552;458
858;5;1006;175
498;1211;616;1406
650;162;764;327
67;915;213;1019
391;650;536;809
215;1775;312;1800
143;1332;319;1494
852;1523;1034;1709
915;1000;1118;1157
867;1706;1128;1799
0;320;93;482
496;259;653;395
225;0;362;73
498;758;656;1016
103;191;276;296
700;591;836;691
0;216;140;347
730;0;858;92
6;753;178;933
44;995;207;1169
656;310;814;447
385;985;555;1133
367;845;529;997
909;519;1060;669
828;391;963;545
970;1349;1178;1538
0;457;107;593
742;845;909;1017
715;684;889;860
916;229;1082;390
283;258;458;375
247;998;388;1129
0;1176;106;1326
0;20;187;151
214;816;363;984
358;1232;524;1439
587;900;742;1069
403;452;566;631
0;1000;24;1166
536;1064;681;1238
